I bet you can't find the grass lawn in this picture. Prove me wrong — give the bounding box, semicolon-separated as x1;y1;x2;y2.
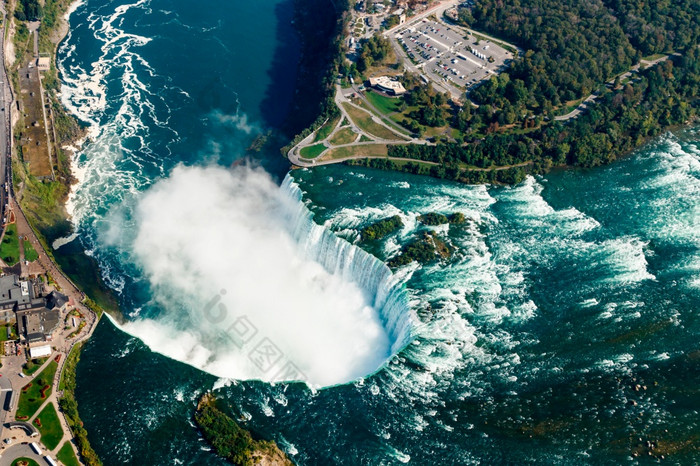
0;324;17;342
300;143;327;159
22;357;48;376
391;159;437;170
11;458;41;466
313;116;340;142
23;239;39;262
342;103;407;141
57;442;81;466
0;223;20;265
17;360;58;420
365;91;402;115
35;403;63;450
356;99;412;136
325;144;388;160
329;127;358;146
359;135;372;142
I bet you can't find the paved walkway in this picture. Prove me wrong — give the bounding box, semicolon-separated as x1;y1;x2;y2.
287;85;425;167
555;54;674;121
0;202;97;463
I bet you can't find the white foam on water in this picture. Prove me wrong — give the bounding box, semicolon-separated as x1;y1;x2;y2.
52;232;79;250
106;166;413;388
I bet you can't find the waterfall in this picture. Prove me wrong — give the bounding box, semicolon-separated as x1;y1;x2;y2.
280;174;414;355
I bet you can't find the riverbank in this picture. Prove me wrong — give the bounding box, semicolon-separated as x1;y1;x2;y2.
195;393;293;466
284;1;699;185
3;0;107;463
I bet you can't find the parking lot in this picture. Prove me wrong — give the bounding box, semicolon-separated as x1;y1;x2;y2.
394;19;513;92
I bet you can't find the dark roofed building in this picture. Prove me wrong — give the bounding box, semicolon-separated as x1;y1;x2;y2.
0;275;66;341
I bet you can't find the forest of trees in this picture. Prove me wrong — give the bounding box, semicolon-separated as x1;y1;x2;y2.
361;215;403;241
289;0;698;185
195;395;292;466
457;0;699;125
15;0;42;20
602;0;700;56
385;50;699;176
356;35;392;73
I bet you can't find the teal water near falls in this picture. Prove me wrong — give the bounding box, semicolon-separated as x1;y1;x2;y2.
56;0;699;463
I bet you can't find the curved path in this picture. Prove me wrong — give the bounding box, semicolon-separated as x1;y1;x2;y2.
555;54;674;121
288;85;428;167
0;443;45;466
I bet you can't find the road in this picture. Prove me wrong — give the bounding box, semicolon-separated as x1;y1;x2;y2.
0;8;100;465
0;7;13;226
0;443;46;466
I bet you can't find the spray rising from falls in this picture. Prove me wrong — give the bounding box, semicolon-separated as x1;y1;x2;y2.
112;166;413;387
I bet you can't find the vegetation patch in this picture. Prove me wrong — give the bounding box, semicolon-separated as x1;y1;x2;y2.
389;231;452;268
35;403;63;450
57;442;81;466
17;360;58;419
342;103;407;141
419;212;467;226
23;239;39;261
299;143;327;159
22;357;48;376
361;216;403;241
313;116;340;142
329;127;358;145
1;223;20;265
11;458;41;466
324;144;388;160
58;342;102;465
195;393;293;466
365;91;402;115
0;324;18;342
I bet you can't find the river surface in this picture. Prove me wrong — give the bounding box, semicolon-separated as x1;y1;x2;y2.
55;0;699;463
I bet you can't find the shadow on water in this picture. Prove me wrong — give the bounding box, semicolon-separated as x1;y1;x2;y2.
258;0;300;131
253;0;340;180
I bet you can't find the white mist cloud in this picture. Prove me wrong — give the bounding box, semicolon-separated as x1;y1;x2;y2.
114;165;394;387
211;110;257;135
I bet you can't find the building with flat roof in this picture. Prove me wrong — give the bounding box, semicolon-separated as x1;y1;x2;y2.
0;275;68;342
368;76;407;95
29;344;51;359
36;56;50;71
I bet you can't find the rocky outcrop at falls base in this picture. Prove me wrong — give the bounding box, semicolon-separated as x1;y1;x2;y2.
195;393;294;466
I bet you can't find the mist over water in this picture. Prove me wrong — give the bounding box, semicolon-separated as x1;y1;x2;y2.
105;165;411;387
54;0;700;463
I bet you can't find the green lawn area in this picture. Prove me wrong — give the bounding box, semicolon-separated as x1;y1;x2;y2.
325;144;388;160
35;403;63;450
11;458;41;466
356;99;412;136
0;223;20;266
57;442;81;466
299;143;327;159
342;103;408;141
22;357;48;376
365;91;402;115
23;239;39;262
0;324;17;342
16;360;58;420
642;53;666;61
313;116;340;142
329;127;358;146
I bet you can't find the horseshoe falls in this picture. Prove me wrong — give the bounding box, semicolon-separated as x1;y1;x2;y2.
50;0;700;464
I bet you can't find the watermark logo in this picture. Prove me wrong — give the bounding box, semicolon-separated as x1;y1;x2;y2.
202;289;308;383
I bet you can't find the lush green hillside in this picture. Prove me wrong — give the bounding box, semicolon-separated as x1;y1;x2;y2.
195;393;293;466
